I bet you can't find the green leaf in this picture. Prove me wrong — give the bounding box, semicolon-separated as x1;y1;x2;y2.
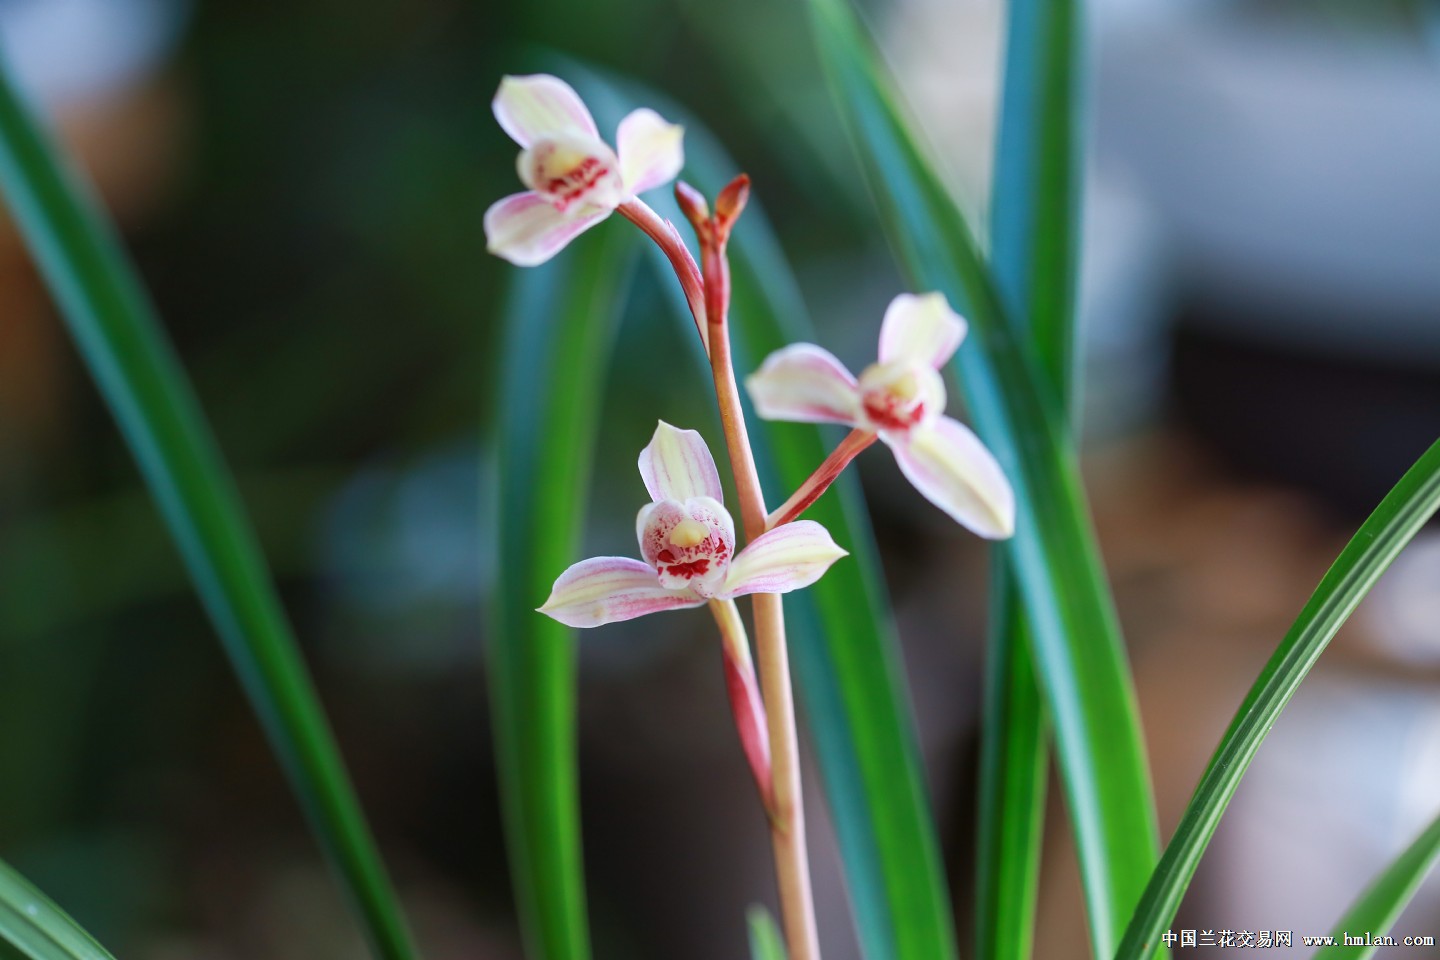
977;2;1079;958
0;54;417;960
487;222;639;960
747;905;790;960
0;859;116;960
1314;811;1440;960
804;2;1160;957
974;573;1048;960
562;60;960;960
1117;439;1440;959
990;0;1082;395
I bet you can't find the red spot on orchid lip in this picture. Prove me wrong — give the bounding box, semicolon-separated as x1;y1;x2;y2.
543;155;613;212
657;549;677;563
863;396;926;431
665;559;711;579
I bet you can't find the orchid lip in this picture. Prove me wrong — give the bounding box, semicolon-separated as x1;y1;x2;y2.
638;496;736;594
856;360;945;435
519;136;624;214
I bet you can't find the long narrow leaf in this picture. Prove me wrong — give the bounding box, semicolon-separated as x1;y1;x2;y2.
977;1;1080;957
0;859;116;960
0;55;417;960
563;62;960;960
748;906;790;960
1117;439;1440;959
974;576;1048;960
1313;810;1440;960
803;2;1160;957
487;223;638;960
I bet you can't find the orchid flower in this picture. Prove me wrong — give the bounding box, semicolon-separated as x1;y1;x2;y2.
539;422;848;628
485;74;685;267
746;292;1016;539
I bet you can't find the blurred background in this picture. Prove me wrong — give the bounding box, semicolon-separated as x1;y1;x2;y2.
0;0;1437;956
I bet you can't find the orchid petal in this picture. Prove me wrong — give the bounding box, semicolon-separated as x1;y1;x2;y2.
638;421;724;504
493;74;599;148
888;416;1015;539
878;292;967;369
745;344;861;426
538;556;703;628
719;520;848;598
616;108;685;196
484;192;609;267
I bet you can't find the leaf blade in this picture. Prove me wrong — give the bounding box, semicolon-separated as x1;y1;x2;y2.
803;2;1161;956
0;53;417;960
977;1;1080;957
487;222;639;960
748;905;790;960
1313;811;1440;960
1116;439;1440;959
0;859;117;960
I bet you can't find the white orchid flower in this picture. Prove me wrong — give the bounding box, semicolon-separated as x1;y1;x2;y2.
539;422;848;628
745;292;1015;539
485;74;685;267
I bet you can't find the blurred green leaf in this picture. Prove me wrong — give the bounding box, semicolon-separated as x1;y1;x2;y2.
803;1;1160;956
1313;811;1440;959
1117;439;1440;959
0;859;116;960
977;1;1079;958
974;580;1047;960
564;61;960;960
0;56;417;960
487;222;639;960
747;906;789;960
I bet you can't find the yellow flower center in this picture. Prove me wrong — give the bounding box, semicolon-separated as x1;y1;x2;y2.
669;519;709;548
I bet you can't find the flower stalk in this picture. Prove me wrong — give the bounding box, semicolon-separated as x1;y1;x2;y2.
493;74;1014;960
767;428;878;530
618;198;708;352
680;174;822;960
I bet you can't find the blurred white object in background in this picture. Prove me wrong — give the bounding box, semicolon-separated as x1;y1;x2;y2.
883;0;1176;442
884;0;1440;445
1364;530;1440;666
0;0;185;109
1098;6;1440;363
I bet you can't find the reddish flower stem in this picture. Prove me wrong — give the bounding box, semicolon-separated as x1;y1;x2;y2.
685;177;822;960
618;199;708;354
766;429;878;530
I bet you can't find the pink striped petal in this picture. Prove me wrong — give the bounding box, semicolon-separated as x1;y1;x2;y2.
538;556;703;628
719;520;848;598
744;343;861;426
493;74;598;148
616;108;685;195
888;416;1014;539
878;292;967;369
484;191;609;267
638;421;724;504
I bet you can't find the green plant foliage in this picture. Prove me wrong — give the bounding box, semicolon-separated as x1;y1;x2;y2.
747;906;789;960
0;858;116;960
487;223;640;960
802;2;1160;957
0;55;417;960
1116;439;1440;959
976;0;1080;957
1313;811;1440;960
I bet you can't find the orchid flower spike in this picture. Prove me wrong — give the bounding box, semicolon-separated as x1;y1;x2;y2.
485;74;685;267
539;422;848;628
746;292;1016;539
